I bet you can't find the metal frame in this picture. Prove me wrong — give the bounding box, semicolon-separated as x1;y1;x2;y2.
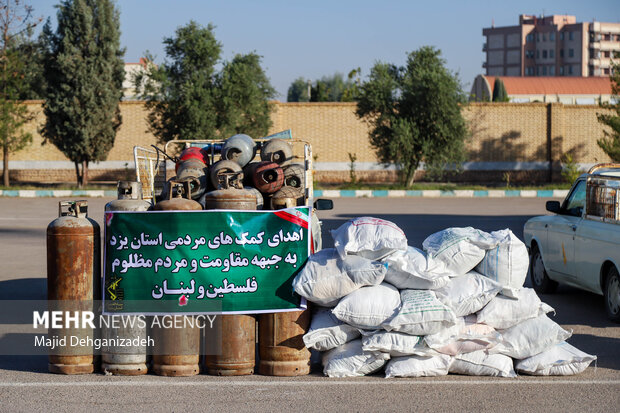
585;164;620;224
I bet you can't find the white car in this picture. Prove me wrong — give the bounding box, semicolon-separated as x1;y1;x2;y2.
523;164;620;322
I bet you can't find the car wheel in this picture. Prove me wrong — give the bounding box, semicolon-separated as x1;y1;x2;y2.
530;245;558;294
605;266;620;323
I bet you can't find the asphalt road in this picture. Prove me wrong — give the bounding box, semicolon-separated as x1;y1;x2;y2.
0;196;618;413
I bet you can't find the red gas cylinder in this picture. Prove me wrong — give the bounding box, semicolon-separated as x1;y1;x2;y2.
176;147;208;172
46;200;100;374
246;161;284;194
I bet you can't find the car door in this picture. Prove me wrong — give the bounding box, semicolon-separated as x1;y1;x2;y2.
545;179;586;280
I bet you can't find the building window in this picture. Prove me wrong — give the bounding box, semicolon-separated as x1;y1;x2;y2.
560;49;564;58
560;32;564;41
526;34;534;42
536;66;540;76
543;33;547;42
550;49;554;58
568;65;573;75
560;66;564;75
569;31;574;41
550;65;555;76
543;50;548;58
568;48;574;58
550;32;555;41
537;33;540;42
536;50;540;59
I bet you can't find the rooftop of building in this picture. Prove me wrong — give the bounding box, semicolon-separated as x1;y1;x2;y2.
483;76;612;95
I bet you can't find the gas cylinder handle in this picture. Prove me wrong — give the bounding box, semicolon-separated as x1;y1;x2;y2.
59;200;88;218
217;172;243;190
168;180;192;200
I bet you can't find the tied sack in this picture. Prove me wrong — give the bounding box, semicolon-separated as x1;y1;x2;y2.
322;339;390;377
449;350;516;378
425;315;501;356
331;283;401;330
515;341;597;376
422;227;494;276
331;217;407;260
434;270;502;317
385;354;453;378
490;314;572;359
477;287;555;330
361;330;430;357
382;290;457;336
382;247;450;290
292;248;387;307
303;307;361;351
475;229;529;290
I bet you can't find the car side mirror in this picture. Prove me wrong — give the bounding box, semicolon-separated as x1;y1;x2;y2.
313;198;333;211
546;201;561;213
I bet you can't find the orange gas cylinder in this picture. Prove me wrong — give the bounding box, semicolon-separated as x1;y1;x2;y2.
46;200;100;374
151;181;202;376
204;315;256;375
203;181;257;375
258;310;311;376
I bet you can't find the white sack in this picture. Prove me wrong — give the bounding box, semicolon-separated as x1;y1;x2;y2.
331;283;401;330
434;271;502;317
450;350;516;378
385;354;452;378
303;307;361;351
490;314;572;359
422;227;494;276
477;287;555;329
331;217;407;260
382;289;457;335
515;341;597;376
292;248;387;307
361;331;431;357
475;229;529;290
322;339;390;377
382;247;450;290
425;316;501;356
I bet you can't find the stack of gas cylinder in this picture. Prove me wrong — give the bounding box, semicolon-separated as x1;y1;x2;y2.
46;134;312;378
165;134;306;211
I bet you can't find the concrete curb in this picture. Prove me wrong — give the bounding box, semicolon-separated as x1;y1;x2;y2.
0;190;118;198
314;189;569;198
0;189;569;198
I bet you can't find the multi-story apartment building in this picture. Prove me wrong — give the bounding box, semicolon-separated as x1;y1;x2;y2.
483;15;620;77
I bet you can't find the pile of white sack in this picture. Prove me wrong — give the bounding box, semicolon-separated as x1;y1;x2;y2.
293;217;597;378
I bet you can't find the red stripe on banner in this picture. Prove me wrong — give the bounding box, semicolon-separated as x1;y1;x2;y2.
273;210;309;229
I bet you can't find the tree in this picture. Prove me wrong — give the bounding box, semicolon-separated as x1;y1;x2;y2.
0;0;42;187
287;72;356;102
137;21;276;143
356;46;469;186
287;77;310;102
597;59;620;161
492;77;509;102
41;0;124;187
136;21;221;143
216;52;276;138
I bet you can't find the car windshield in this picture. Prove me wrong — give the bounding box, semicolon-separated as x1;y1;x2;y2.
564;180;586;216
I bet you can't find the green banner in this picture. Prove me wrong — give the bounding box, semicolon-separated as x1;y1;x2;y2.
103;207;310;314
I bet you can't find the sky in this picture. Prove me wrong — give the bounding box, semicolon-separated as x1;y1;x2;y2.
26;0;620;100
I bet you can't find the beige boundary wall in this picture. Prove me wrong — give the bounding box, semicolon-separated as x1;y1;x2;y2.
4;101;614;184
